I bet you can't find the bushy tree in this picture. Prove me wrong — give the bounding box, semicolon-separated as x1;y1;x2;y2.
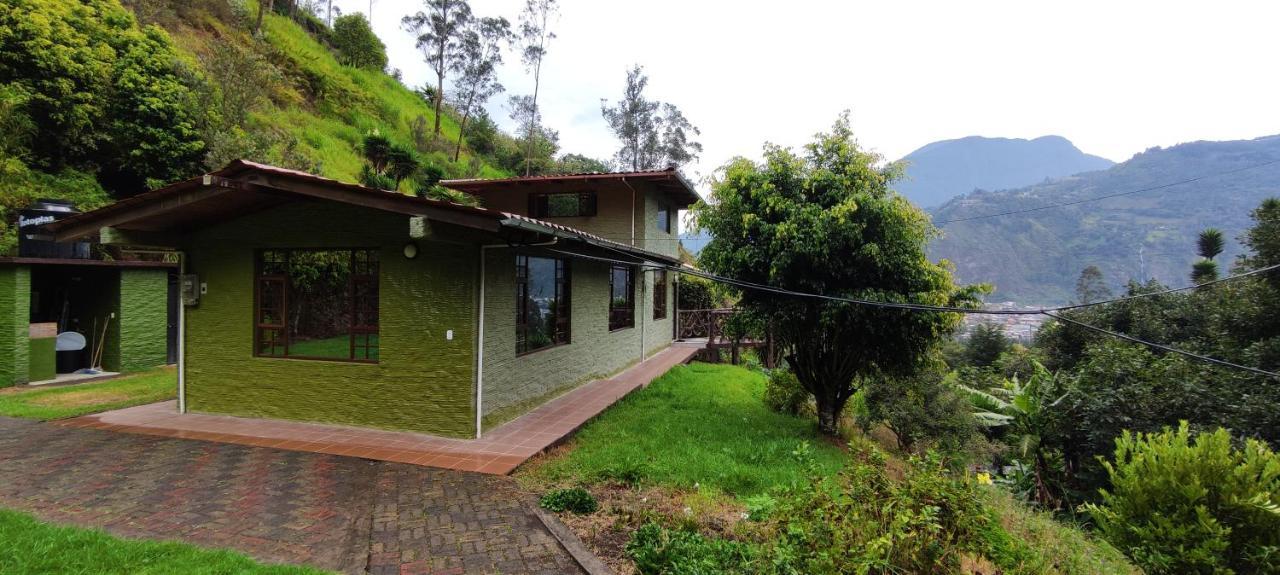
1074;265;1112;304
695;114;984;434
332;13;387;70
862;367;979;457
553;153;610;174
965;322;1011;367
1085;422;1280;575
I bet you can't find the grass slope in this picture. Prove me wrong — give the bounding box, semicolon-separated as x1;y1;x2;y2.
0;368;175;420
0;508;328;574
524;363;848;497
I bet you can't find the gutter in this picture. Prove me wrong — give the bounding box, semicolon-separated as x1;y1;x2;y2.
621;177;638;247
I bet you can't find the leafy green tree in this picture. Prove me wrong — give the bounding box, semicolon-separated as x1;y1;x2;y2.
332;13;387;70
552;153;610;174
965;322;1011;367
402;0;472;138
1192;228;1225;283
862;366;979;457
1241;197;1280;273
1190;259;1219;284
449;16;510;161
695;114;984;434
601;65;702;171
1074;265;1112;304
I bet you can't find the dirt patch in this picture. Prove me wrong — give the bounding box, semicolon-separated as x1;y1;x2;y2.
29;390;134;408
534;482;753;574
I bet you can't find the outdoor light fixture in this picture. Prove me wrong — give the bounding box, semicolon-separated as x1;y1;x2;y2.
403;241;419;259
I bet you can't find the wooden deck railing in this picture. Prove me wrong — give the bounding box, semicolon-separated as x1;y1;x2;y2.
676;308;777;367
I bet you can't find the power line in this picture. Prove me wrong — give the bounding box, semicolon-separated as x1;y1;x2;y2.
933;158;1280;225
532;243;1280;378
1041;311;1280;379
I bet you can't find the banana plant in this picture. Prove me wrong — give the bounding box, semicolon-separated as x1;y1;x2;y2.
959;361;1069;507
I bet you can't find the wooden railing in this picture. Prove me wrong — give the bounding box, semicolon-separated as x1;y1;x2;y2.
677;308;736;343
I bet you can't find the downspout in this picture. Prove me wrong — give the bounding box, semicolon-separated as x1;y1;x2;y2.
639;268;647;362
474;237;558;439
622;177;638;247
177;251;186;414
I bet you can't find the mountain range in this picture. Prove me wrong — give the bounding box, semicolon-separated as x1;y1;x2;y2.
928;135;1280;304
896;135;1115;208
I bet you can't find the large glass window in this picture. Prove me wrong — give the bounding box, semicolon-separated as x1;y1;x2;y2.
255;249;379;362
516;255;571;354
653;269;668;320
530;192;597;218
609;265;635;331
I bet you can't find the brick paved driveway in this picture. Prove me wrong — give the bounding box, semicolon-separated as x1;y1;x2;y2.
0;417;582;575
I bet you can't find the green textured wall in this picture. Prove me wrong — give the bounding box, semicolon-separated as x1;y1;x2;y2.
0;265;30;386
481;248;674;424
27;337;55;382
182;201;478;437
115;269;169;373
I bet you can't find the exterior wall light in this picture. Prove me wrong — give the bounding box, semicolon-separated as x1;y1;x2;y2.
403;242;419;259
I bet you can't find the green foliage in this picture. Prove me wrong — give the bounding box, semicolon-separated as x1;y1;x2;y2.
762;368;810;417
358;132;420;191
1198;228;1225;260
862;366;979;458
759;442;994;574
0;0;205;193
1191;259;1219;284
1242;197;1280;273
1075;264;1112;304
674;274;721;311
1085;422;1280;575
553;153;611;174
539;487;598;515
965;322;1011;367
626;523;755;575
0;508;326;574
0;160;111;254
695;113;984;434
601;65;701;171
525;364;847;497
331;13;386;71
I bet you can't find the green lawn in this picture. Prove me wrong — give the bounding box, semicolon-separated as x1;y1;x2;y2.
0;368;176;420
524;363;847;496
0;509;328;574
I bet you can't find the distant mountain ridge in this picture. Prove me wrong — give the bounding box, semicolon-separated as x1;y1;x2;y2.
928;135;1280;305
896;135;1115;207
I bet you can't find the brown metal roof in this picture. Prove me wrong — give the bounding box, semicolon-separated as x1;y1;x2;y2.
441;168;701;207
46;160;679;264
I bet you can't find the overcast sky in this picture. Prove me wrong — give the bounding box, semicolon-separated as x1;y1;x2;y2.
336;0;1280;185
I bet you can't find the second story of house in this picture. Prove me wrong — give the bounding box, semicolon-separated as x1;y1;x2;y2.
441;169;700;259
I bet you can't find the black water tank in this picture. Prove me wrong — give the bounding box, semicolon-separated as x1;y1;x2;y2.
17;199;90;259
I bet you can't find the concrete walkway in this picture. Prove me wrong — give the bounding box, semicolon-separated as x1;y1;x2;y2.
63;346;698;475
0;417;582;574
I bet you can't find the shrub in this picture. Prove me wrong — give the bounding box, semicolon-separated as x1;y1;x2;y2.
762;369;810;417
539;487;599;515
625;523;755;575
331;13;386;71
757;441;994;574
861;368;979;459
1084;422;1280;575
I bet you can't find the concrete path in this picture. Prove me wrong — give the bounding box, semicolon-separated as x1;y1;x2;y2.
64;346;699;475
0;417;582;575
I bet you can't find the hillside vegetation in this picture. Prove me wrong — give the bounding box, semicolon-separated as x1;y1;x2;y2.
929;135;1280;303
0;0;525;253
897;135;1114;208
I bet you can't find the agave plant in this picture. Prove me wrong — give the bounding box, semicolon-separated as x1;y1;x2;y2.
960;361;1069;507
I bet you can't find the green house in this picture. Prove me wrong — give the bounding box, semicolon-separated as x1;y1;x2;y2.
48;161;698;438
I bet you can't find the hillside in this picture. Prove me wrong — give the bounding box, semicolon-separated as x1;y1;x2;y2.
896;135;1114;207
929;135;1280;304
0;0;520;253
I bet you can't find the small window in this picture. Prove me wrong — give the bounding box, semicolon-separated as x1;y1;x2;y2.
656;205;672;234
530;192;597;218
609;265;635;331
517;255;571;354
255;248;379;362
653;269;668;320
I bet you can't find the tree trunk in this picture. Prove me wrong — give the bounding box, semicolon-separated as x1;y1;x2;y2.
525;59;542;176
255;0;272;35
816;398;842;436
433;70;444;137
453;110;471;162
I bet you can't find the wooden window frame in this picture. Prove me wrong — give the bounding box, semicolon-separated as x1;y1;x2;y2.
609;264;635;331
653;269;668;320
253;248;380;363
516;254;572;356
529;192;597;218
